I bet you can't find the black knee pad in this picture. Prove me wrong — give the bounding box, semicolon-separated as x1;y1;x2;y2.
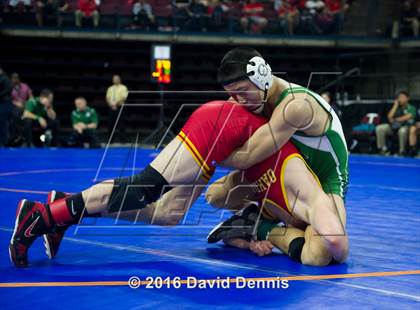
288;237;305;263
108;165;173;213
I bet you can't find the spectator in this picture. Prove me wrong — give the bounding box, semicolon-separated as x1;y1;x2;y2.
75;0;100;28
304;0;325;34
0;65;13;147
106;75;128;142
70;97;100;148
22;89;60;147
207;0;230;32
322;0;349;33
184;0;208;32
314;6;336;34
305;0;324;15
10;73;33;145
241;0;268;34
375;91;416;155
131;0;155;30
408;107;420;156
11;73;33;111
277;0;299;35
36;0;69;27
401;0;419;37
321;91;342;118
8;0;32;13
172;0;190;30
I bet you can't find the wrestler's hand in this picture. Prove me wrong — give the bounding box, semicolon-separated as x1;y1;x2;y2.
250;240;274;256
38;117;47;129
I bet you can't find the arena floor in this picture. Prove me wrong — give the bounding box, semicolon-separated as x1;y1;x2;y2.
0;148;419;309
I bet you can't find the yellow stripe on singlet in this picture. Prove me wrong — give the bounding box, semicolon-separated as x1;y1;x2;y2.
280;154;322;214
177;131;213;181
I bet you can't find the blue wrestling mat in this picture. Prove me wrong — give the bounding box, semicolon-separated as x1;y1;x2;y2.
0;148;419;309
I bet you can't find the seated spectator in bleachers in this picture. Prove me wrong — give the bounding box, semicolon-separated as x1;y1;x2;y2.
70;96;100;148
305;0;324;15
375;91;416;156
241;0;268;34
0;65;13;147
184;0;208;32
401;0;419;37
131;0;155;30
10;73;33;145
314;5;335;34
276;0;299;35
320;0;349;34
8;0;32;13
106;74;128;142
408;107;420;156
22;89;59;147
172;0;192;30
207;0;230;32
303;0;325;34
75;0;100;28
36;0;69;27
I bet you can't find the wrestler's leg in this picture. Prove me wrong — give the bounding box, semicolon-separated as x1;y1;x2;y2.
282;157;348;263
266;225;331;266
82;137;204;216
150;137;204;185
9;138;204;267
104;181;206;226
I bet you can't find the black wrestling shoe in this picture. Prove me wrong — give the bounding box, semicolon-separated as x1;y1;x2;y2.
9;199;53;267
207;202;261;243
43;191;69;259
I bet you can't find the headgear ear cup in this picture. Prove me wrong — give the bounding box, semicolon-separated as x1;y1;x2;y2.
246;56;273;91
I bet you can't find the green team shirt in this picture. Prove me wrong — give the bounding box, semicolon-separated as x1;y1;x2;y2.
403;104;416;120
275;86;349;199
71;107;98;126
25;97;48;119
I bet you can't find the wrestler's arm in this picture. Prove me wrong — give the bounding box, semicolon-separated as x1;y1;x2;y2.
221;95;310;170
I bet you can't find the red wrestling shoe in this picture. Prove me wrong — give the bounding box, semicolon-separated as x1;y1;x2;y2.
9;199;53;267
43;191;70;259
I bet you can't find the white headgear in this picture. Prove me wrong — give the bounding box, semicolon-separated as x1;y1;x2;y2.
246;56;273;91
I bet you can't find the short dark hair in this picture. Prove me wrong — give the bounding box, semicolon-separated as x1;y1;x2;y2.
218;47;263;85
75;96;87;102
399;90;409;97
11;72;19;79
40;89;53;98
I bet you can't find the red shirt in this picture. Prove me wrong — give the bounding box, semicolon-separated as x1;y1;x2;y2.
325;0;341;13
78;0;98;16
278;5;298;16
242;2;264;17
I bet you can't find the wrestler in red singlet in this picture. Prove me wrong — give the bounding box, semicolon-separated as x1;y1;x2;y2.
177;100;314;217
177;100;267;181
